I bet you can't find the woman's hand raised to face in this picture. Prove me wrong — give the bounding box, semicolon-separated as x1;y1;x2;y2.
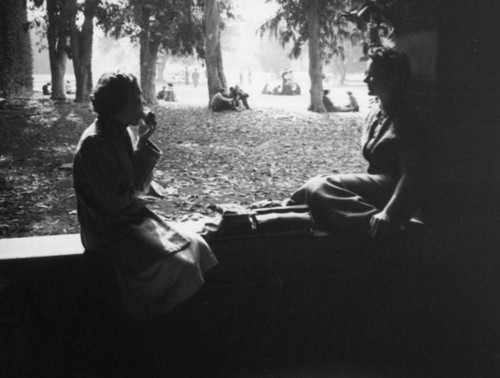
138;111;157;142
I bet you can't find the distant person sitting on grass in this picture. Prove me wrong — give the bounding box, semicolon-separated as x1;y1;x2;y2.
211;87;239;112
157;85;167;100
73;71;217;319
262;83;272;95
165;83;176;102
230;85;250;110
66;80;73;94
322;90;337;112
346;91;359;112
42;83;51;95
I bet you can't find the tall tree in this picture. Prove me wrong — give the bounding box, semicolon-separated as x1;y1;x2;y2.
0;0;33;98
205;0;227;105
46;0;72;100
260;0;360;112
69;0;99;102
307;0;324;112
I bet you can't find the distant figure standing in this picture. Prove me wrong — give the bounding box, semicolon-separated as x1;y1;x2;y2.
346;91;359;112
185;67;190;85
247;68;252;85
192;68;200;88
239;71;243;85
42;82;51;95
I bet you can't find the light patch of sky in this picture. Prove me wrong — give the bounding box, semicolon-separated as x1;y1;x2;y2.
232;0;278;26
223;0;280;81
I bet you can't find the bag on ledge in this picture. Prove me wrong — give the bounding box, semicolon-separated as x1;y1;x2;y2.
208;203;314;239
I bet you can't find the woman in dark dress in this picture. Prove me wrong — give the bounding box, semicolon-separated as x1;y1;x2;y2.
288;47;427;239
73;72;217;319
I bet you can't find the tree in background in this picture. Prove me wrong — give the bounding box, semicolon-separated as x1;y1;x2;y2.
255;35;291;79
260;0;362;112
0;0;33;98
205;0;228;105
45;0;72;100
69;0;99;102
99;0;206;105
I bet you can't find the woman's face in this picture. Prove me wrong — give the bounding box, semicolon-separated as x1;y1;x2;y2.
112;86;145;126
364;60;392;98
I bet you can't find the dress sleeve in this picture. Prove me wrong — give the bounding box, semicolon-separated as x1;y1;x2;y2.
78;136;136;214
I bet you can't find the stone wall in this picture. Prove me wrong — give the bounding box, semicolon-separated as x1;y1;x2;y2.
393;0;500;220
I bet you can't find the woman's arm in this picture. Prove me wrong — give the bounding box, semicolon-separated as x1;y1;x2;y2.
369;149;424;238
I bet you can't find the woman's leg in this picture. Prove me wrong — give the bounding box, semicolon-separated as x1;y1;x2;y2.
289;173;397;233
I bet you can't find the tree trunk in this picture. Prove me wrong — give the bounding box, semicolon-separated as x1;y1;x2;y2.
139;7;160;105
70;0;98;102
307;0;325;113
205;0;227;107
47;0;71;100
0;0;33;98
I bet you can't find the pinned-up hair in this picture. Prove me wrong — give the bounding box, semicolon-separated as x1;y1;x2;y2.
369;47;411;83
91;72;140;116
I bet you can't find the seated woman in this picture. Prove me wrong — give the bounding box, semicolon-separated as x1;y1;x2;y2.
73;72;218;319
288;47;427;239
323;90;337;112
346;91;359;112
231;85;250;110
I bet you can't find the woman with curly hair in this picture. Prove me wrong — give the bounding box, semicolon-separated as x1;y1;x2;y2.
73;72;217;319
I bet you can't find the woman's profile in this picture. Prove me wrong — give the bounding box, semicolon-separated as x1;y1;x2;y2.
287;47;427;239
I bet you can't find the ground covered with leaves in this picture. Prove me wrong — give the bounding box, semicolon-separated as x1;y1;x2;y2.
0;97;366;238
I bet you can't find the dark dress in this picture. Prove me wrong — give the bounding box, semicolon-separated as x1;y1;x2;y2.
289;102;426;234
73;119;217;318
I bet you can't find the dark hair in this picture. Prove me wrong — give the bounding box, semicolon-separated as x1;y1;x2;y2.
347;91;353;95
323;89;330;95
369;47;411;84
91;72;140;116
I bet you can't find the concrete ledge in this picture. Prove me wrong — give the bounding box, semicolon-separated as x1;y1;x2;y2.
0;233;83;260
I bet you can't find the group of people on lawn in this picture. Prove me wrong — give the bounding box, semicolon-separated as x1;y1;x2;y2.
73;46;427;319
210;85;251;111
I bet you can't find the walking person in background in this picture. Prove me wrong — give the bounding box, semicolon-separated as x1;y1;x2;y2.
192;68;200;88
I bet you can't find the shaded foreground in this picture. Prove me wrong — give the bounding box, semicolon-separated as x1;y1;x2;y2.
0;99;365;238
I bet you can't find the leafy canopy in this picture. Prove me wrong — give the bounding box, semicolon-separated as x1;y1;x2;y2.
259;0;363;62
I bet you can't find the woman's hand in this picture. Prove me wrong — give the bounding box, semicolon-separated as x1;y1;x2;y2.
138;111;157;142
369;211;397;239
